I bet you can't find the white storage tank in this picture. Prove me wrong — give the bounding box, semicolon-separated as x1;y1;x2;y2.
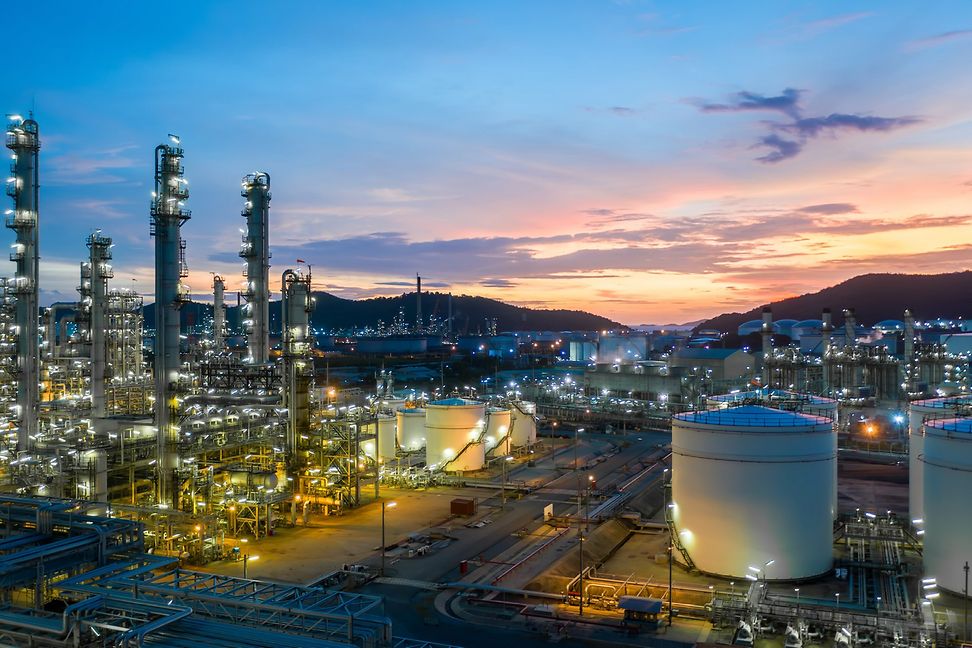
671;405;836;580
484;407;512;457
908;396;972;521
425;398;486;472
510;400;537;447
921;417;972;594
396;407;426;451
377;414;397;460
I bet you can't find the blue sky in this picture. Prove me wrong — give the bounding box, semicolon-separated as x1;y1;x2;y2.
5;1;972;323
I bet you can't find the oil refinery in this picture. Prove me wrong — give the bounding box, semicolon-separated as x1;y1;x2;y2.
3;114;972;648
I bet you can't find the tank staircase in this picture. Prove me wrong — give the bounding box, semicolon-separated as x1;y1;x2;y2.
483;408;513;457
441;426;489;472
664;480;697;572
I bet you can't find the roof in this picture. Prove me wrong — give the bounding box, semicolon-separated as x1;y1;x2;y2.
618;596;663;613
397;407;426;414
674;405;832;429
793;319;823;328
710;389;836;406
911;395;972;409
429;397;482;407
672;348;743;360
925;417;972;434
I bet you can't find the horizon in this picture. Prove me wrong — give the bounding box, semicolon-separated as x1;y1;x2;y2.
5;2;972;323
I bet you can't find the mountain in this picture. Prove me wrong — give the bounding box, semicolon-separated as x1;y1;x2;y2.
147;291;622;334
695;272;972;333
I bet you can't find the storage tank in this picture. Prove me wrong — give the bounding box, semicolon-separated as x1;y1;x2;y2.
484;407;512;457
425;398;486;472
377;414;396;460
908;395;972;521
921;417;972;594
396;407;426;451
671;405;835;579
510;401;537;446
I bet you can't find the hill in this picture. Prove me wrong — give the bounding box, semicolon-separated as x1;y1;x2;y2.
695;272;972;333
147;291;622;334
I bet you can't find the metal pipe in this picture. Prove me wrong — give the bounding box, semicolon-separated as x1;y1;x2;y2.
240;173;270;364
6;116;41;453
151;140;190;508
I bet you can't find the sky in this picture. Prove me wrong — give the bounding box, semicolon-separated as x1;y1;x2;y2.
4;1;972;325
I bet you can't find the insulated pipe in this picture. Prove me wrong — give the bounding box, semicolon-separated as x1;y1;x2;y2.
760;307;772;387
6;116;40;453
151;140;190;508
240;173;270;364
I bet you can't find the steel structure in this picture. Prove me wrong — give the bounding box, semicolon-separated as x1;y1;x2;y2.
5;116;40;453
241;172;271;364
151;139;190;508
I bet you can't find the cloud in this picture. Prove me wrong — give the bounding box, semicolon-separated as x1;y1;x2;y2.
802;12;872;34
699;88;802;118
696;87;921;163
480;278;518;288
46;145;140;186
582;208;654;227
610;106;637;116
797;203;859;215
753;134;802;163
783;113;921;138
906;28;972;52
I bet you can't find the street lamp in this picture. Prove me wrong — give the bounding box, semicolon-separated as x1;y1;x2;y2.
501;456;513;510
794;588;800;617
381;501;397;576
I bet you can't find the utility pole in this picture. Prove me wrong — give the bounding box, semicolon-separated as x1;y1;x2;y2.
578;530;584;616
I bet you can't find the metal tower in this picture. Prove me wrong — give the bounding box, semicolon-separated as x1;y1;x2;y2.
212;274;226;352
281;268;313;476
240;173;270;364
150;139;190;507
86;232;112;418
5;116;40;453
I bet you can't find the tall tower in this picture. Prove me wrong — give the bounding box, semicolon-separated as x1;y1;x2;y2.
281;269;314;478
150;139;190;507
5;116;40;453
212;274;226;352
760;307;772;387
240;173;270;364
86;232;112;419
415;274;422;334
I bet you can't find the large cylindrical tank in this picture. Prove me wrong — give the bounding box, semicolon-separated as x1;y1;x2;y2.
510;401;537;446
80;448;108;503
425;398;486;471
921;417;972;594
908;396;972;521
396;407;426;451
484;407;512;457
228;471;278;490
377;414;396;460
671;405;835;580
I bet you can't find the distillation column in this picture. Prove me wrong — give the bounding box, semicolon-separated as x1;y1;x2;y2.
5;116;40;453
150;140;190;507
212;274;226;352
240;173;270;364
87;232;112;419
760;307;772;387
416;274;423;334
282;269;314;479
821;308;833;394
903;309;915;395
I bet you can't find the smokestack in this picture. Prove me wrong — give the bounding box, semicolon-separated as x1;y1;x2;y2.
843;308;857;347
903;309;915;395
416;274;422;334
5;115;40;452
240;173;271;364
87;232;112;419
213;274;226;352
151;137;190;507
760;307;773;387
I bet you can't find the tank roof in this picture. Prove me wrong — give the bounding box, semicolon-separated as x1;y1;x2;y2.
911;395;972;409
397;407;426;414
925;417;972;434
710;389;836;406
674;405;831;429
793;319;823;327
429;397;482;407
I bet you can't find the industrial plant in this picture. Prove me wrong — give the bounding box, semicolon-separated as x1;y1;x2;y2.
2;113;972;648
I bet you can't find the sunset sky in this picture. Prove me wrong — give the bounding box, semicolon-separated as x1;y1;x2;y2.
4;1;972;325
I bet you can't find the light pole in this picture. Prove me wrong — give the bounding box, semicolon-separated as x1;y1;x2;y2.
578;529;585;616
501;456;512;510
835;592;840;616
242;553;248;579
381;501;397;576
586;474;594;531
794;587;800;617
